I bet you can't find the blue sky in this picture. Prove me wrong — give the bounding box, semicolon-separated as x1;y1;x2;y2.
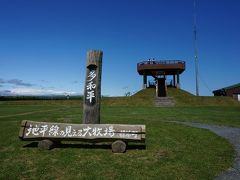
0;0;239;96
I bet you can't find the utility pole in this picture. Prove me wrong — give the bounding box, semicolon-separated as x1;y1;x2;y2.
194;0;199;96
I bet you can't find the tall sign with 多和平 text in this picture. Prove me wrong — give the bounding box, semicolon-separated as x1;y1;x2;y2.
83;50;102;124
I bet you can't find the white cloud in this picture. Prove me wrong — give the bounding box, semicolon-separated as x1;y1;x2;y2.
8;87;78;96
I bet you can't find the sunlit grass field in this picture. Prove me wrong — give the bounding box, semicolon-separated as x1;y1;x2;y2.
0;88;239;179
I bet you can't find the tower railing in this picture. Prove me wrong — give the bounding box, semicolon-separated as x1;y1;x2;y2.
137;60;185;66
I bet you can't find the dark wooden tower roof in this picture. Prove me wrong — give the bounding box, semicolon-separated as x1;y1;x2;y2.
137;60;186;76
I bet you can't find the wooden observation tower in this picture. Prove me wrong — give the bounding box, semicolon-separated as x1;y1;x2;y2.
137;59;186;97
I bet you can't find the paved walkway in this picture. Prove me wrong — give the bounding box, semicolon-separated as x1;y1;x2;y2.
175;122;240;180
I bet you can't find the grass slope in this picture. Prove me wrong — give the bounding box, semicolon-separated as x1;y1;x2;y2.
102;88;155;107
167;88;239;106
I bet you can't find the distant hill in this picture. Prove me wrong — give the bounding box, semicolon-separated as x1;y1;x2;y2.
0;95;83;101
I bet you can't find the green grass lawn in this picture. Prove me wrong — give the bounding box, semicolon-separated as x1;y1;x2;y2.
0;89;239;179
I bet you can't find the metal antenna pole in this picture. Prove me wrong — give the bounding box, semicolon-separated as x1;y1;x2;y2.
194;0;199;96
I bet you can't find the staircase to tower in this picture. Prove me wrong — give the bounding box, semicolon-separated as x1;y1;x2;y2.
155;96;175;107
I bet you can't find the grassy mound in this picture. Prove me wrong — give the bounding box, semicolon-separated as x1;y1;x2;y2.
102;87;239;107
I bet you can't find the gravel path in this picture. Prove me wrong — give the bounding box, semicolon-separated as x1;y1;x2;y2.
176;122;240;180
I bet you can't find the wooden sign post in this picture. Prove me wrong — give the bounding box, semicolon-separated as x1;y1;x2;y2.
19;50;146;153
83;50;102;124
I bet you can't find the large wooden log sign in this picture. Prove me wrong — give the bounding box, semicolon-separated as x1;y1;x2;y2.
19;50;146;153
83;50;102;124
19;120;145;142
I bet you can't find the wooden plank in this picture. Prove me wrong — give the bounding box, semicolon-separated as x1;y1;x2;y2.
83;50;103;124
19;120;145;142
19;120;27;138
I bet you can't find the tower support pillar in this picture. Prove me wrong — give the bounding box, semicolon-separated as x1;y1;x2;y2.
176;71;180;89
143;74;147;89
173;75;176;87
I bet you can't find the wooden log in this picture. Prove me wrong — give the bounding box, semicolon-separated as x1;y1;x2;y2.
38;139;55;150
112;140;126;153
19;120;146;142
83;50;103;124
